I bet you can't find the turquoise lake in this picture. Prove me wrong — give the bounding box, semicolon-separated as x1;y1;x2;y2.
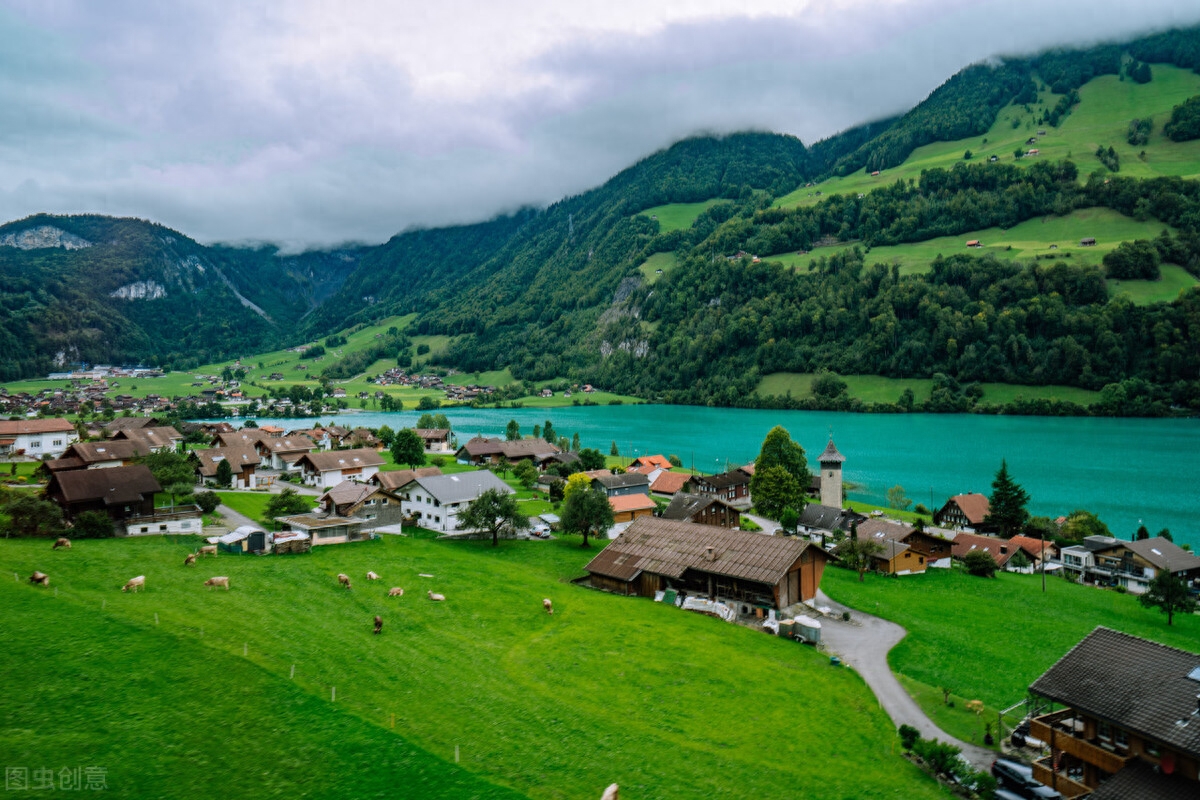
224;406;1200;548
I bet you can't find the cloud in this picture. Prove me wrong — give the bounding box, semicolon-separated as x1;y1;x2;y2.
0;0;1198;248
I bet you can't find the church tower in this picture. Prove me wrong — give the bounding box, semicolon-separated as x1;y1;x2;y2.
819;438;846;509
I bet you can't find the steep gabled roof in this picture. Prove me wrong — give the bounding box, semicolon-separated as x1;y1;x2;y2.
191;446;261;477
213;429;272;447
372;466;443;491
64;440;150;464
818;438;846;465
1124;537;1200;574
942;493;990;525
412;470;513;505
661;492;737;522
49;464;161;505
950;532;1015;567
650;471;691;495
295;448;384;473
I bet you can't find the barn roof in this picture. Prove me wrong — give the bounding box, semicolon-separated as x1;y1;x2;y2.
944;493;990;524
585;517;829;586
609;494;656;513
49;464;161;505
372;466;443;490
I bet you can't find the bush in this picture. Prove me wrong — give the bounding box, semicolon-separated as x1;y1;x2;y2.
1103;239;1160;280
963;549;998;577
1164;94;1200;142
194;491;220;515
898;724;920;751
1126;117;1152;146
911;737;961;777
73;510;115;539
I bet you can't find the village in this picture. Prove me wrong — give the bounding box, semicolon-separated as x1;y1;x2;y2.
3;408;1199;798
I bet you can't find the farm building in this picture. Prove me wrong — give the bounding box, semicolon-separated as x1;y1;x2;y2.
294;448;384;489
608;493;656;523
212;524;271;554
934;493;990;531
275;513;368;546
660;493;741;529
583;517;833;616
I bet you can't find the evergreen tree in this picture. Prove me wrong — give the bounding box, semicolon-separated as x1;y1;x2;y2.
215;457;234;488
984;459;1029;537
505;420;520;441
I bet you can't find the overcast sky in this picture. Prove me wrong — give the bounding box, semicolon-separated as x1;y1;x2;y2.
2;0;1199;249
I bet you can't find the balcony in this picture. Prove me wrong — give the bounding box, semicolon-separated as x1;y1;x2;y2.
1030;710;1133;775
1032;756;1091;798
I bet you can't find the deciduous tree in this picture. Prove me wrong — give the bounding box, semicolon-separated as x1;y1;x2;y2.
750;465;801;520
390;429;426;469
749;426;810;515
887;485;912;511
458;488;529;546
561;486;614;548
1139;571;1197;626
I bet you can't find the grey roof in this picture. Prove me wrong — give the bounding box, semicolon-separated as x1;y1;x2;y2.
818;438;846;465
661;492;735;522
798;503;865;533
1089;758;1199;800
856;518;916;543
413;470;514;504
1122;538;1200;574
594;472;650;490
1082;535;1122;552
1030;627;1200;758
692;469;750;490
585;517;830;586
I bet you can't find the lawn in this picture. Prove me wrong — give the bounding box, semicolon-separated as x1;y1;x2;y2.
755;372;1100;407
821;566;1200;732
637;200;722;233
636;252;679;284
1108;263;1200;305
214;489;316;526
0;535;952;800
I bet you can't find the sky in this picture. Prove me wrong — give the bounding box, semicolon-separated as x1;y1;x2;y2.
2;0;1200;249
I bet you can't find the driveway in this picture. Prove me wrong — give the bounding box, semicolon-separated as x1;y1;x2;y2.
814;589;996;770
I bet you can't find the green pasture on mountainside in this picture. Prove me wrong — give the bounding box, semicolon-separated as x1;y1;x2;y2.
636;199;722;233
0;536;952;800
754;373;1102;407
636;252;679;284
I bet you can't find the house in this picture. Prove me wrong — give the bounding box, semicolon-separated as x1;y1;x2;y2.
102;416;161;436
0;418;78;459
630;454;672;471
796;504;867;538
583;517;834;615
1061;536;1200;594
51;440;150;471
592;472;651;498
212;428;272;449
1027;627;1200;800
1080;237;1097;246
111;426;183;453
396;470;514;534
609;493;656;524
650;471;692;497
660;493;741;529
293;448;384;489
371;466;443;492
1007;534;1059;569
46;464;199;535
455;436;562;466
190;447;261;489
934;493;990;531
318;480;404;530
690;469;752;508
275;513;367;546
346;427;382;450
950;531;1017;569
966;240;982;248
255;436;318;471
413;428;452;453
855;518;954;568
289;428;333;450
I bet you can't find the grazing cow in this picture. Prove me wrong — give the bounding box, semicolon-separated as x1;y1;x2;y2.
366;570;380;580
204;576;230;590
183;553;197;567
388;587;404;597
543;598;553;615
337;573;353;590
427;591;445;602
198;545;217;558
122;575;146;593
373;615;383;635
29;571;49;586
601;784;619;800
52;537;71;550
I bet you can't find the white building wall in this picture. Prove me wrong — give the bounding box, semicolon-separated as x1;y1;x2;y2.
13;430;79;459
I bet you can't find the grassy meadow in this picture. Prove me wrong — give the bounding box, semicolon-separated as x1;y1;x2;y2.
754;372;1101;407
1108;263;1200;305
636;200;722;233
0;535;952;800
636;252;679;285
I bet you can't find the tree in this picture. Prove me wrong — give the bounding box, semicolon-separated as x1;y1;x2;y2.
571;432;581;452
138;451;194;495
376;425;396;448
963;550;998;577
390;429;426;469
416;396;440;411
513;460;539;490
668;454;682;468
432;413;451;431
561;486;614;548
563;472;593;502
839;534;884;582
811;371;848;399
1158;528;1173;542
215;458;234;488
74;510;115;539
779;507;799;535
494;456;511;478
457;488;529;546
542;420;556;443
194;491;220;514
416;413;437;429
1139;571;1197;626
887;485;912;511
750;465;801;520
984;459;1029;537
265;488;310;519
1103;239;1160;280
3;496;63;538
749;426;810;514
578;448;605;471
505;420;521;441
610;441;619;457
1134;524;1150;541
1060;510;1111;542
532;424;540;439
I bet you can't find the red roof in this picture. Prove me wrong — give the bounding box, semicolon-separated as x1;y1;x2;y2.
650;472;691;495
946;493;990;525
0;418;75;435
951;532;1015;567
609;494;656;514
632;454;672;470
1008;535;1056;559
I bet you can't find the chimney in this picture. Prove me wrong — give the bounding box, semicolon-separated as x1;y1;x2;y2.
1000;546;1008;554
704;546;716;562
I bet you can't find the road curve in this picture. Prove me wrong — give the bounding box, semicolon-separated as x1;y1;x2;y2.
814;589;996;770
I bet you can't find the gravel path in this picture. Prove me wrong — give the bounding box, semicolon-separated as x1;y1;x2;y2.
814;589;996;770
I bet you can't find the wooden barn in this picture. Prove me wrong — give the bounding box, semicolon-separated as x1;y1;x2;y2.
583;517;833;615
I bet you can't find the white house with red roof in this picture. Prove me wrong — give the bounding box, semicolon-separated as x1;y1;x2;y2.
0;417;78;459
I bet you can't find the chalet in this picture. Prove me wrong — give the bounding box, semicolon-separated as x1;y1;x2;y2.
51;440;149;471
396;470;514;533
103;416;163;435
0;417;78;459
1007;534;1059;569
371;466;443;492
111;426;183;453
455;436;562;466
630;454;673;471
294;448;384;489
318;480;404;529
1080;237;1097;246
289;428;333;450
796;504;867;538
1028;627;1200;799
855;518;954;567
592;472;651;498
583;517;834;616
413;428;452;453
934;493;990;531
609;493;656;524
1060;536;1200;594
213;428;272;449
950;531;1017;569
255;436;318;471
690;469;752;508
190;446;261;489
46;464;199;535
650;471;692;497
660;493;741;529
966;240;982;248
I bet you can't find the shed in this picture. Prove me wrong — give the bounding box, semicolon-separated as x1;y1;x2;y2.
217;524;270;554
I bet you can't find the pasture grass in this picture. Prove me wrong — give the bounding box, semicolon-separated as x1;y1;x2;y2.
1107;263;1200;305
214;490;316;526
821;566;1200;719
637;252;679;284
636;200;722;233
0;535;953;800
755;372;1100;407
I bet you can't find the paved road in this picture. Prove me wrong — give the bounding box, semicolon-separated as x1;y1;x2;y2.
814;589;996;770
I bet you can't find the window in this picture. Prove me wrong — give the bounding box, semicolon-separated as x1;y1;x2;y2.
1098;721;1112;743
1145;741;1160;757
1114;728;1128;750
53;439;63;446
30;440;41;448
140;527;149;533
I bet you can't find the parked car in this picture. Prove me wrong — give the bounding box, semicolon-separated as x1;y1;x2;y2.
991;759;1063;799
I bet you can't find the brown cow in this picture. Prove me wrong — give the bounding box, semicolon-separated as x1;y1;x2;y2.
198;545;217;558
204;576;230;590
183;553;197;567
52;537;71;550
388;587;404;597
373;615;383;635
337;573;352;590
543;598;553;615
122;575;146;593
29;571;49;586
366;570;381;580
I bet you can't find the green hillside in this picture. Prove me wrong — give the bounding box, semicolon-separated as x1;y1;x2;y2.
0;536;950;800
636;200;722;232
756;373;1101;407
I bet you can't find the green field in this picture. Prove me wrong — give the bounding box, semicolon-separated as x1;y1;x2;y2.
637;200;722;233
0;536;951;800
822;567;1200;734
214;490;317;526
775;64;1200;210
756;372;1101;407
1108;263;1200;305
636;251;679;284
